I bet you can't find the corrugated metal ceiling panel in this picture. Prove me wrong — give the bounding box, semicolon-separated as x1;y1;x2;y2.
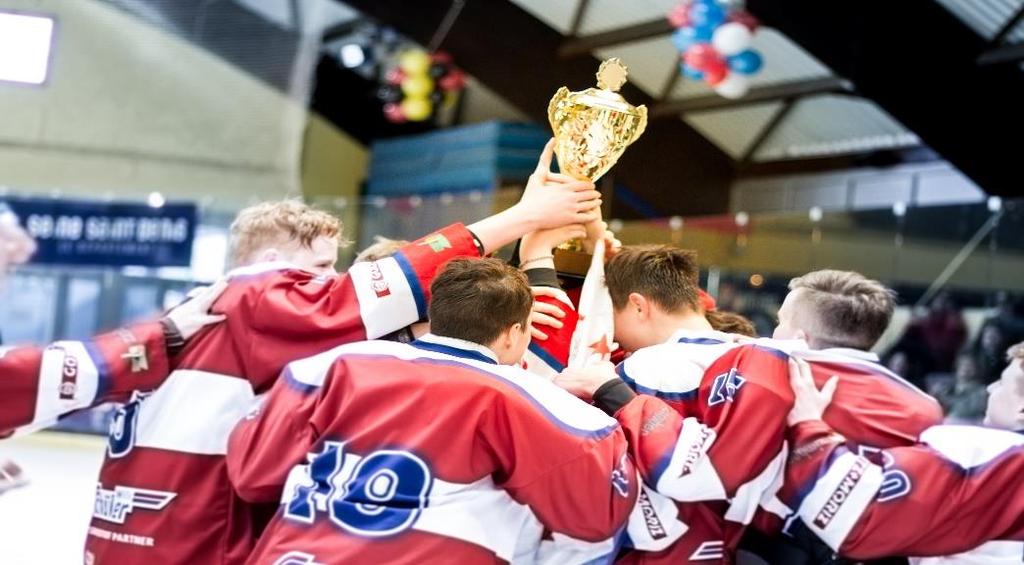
934;0;1024;40
752;95;918;161
577;0;676;35
682;101;784;158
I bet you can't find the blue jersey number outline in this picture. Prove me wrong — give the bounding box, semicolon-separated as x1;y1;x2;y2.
285;441;433;537
107;391;151;458
858;446;911;502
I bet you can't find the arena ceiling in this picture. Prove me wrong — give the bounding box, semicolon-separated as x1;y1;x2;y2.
105;0;1024;215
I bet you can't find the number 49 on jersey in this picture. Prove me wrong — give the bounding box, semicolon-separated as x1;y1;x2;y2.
283;441;434;537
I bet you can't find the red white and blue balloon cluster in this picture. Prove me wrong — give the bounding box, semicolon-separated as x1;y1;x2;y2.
668;0;763;99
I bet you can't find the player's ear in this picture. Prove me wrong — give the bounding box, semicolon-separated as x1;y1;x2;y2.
628;293;647;317
257;248;281;263
500;322;522;345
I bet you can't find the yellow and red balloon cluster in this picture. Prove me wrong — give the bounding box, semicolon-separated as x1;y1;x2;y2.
378;50;467;123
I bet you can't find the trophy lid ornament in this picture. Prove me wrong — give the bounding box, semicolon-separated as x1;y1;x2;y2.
596;58;629;91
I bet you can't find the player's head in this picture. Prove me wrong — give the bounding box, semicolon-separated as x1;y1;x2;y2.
706;310;757;338
229;199;345;275
354;236;409;264
774;270;895;351
985;342;1024;430
605;245;703;351
429;258;533;365
0;209;35;278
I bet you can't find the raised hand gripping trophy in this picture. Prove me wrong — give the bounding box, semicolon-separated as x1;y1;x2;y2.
548;58;647;273
547;59;647;367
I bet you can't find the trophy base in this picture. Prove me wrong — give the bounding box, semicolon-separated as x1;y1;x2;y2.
553;248;591;278
556;238;585;253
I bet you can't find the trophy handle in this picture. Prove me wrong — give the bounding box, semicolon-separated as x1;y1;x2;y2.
630;104;648;145
548;87;570;130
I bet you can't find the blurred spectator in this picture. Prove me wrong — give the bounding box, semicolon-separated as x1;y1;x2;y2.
975;322;1011;384
883;323;933;389
931;353;987;423
885;350;910;378
983;291;1024;347
916;291;967;373
745;309;775;338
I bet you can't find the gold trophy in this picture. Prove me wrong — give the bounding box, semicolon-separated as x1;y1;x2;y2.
548;58;647;272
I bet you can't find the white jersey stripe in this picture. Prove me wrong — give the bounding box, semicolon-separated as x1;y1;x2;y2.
35;341;101;428
919;425;1024;469
348;258;420;340
133;369;255;455
653;417;725;501
282;340;618;437
794;451;884;551
724;445;787;525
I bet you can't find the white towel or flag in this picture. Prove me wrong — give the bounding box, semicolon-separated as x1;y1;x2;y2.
567;239;615;370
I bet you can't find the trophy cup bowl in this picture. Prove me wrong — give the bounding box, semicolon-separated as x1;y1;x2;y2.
547;58;647;269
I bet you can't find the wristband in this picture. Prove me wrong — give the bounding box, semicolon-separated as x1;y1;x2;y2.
593;378;637;416
467;229;486;256
160;317;186;357
520;255;554;268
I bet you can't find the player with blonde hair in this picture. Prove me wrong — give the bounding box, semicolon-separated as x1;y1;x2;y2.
230;199;347;275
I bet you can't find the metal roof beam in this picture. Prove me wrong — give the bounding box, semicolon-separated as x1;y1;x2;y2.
650;76;851;117
739;98;797;165
739;145;935;176
567;0;591;37
977;42;1024;65
558;18;672;57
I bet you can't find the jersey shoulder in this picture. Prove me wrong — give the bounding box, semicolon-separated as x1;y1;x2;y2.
919;425;1024;468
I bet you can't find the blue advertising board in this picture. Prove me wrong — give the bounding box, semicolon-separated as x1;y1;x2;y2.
0;196;196;267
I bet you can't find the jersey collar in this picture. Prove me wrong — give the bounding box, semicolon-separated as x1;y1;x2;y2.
819;347;880;362
226;260;297;277
666;328;736;346
225;260;339;280
412;333;499;365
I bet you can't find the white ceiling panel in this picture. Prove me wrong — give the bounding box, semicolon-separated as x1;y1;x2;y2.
752;95;917;161
594;36;679;96
683;101;784;158
577;0;677;35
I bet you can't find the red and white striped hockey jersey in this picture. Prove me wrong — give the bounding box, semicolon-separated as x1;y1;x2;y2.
528;315;942;563
784;422;1024;562
84;224;481;564
0;321;169;436
227;334;640;564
